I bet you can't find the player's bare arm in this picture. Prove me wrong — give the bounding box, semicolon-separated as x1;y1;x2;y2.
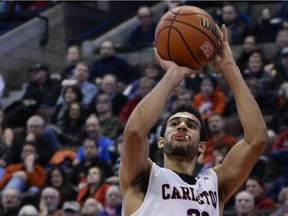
211;25;268;203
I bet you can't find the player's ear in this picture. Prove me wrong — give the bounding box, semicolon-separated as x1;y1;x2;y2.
158;137;165;149
198;141;206;154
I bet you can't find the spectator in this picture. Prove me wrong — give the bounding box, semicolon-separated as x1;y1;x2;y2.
270;187;288;216
70;137;114;187
217;2;250;44
60;45;82;81
59;62;98;107
45;165;77;207
92;94;124;140
200;112;237;165
234;190;255;216
90;40;137;85
4;63;61;128
100;185;122;216
0;74;4;106
39;187;62;216
245;176;276;215
249;8;281;43
94;74;128;117
193;74;226;119
270;29;288;68
49;85;83;125
18;204;39;216
81;197;103;216
129;5;157;48
0;108;14;147
120;76;156;124
0;188;21;216
62;201;81;216
0;141;46;193
236;35;258;73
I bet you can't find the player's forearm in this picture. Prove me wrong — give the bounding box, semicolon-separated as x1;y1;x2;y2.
222;62;267;147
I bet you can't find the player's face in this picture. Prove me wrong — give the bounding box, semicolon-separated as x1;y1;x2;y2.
161;112;203;159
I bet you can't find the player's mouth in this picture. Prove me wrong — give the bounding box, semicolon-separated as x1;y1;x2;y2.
172;132;190;140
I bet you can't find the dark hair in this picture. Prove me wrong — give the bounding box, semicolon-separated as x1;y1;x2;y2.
46;165;67;187
202;74;217;89
246;176;264;188
82;137;99;148
63;85;83;103
160;104;207;141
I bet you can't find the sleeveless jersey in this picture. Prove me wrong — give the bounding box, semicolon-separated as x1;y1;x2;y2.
124;163;219;216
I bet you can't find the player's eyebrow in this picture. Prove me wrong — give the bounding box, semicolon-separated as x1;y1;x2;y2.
168;117;200;128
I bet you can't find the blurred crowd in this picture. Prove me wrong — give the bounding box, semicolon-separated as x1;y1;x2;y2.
0;1;288;216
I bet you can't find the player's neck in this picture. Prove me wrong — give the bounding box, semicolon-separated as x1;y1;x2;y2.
164;155;197;175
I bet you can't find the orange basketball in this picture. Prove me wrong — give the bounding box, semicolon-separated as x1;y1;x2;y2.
155;5;220;69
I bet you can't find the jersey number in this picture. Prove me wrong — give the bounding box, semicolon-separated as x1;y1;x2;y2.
187;209;209;216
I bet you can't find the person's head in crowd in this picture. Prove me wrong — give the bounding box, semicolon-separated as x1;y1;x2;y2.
62;201;81;216
63;102;85;126
100;74;119;96
73;62;90;84
87;166;105;186
81;197;103;216
99;40;115;59
207;112;225;134
234;190;255;216
142;61;164;81
246;51;265;73
104;185;122;209
26;115;45;140
18;205;39;216
46;165;67;189
137;6;154;30
175;88;194;107
40;187;60;214
63;85;83;104
200;75;217;97
21;141;37;161
278;187;288;211
1;188;21;212
259;8;272;21
29;63;50;85
85;114;102;139
243;35;257;54
139;76;156;98
245;176;265;197
276;29;288;49
95;94;112;116
281;47;288;68
66;45;82;65
83;137;99;161
221;2;238;25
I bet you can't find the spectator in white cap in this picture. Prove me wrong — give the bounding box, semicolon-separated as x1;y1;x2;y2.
62;201;81;216
18;205;39;216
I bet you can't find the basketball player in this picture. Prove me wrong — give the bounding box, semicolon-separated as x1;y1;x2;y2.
119;25;267;215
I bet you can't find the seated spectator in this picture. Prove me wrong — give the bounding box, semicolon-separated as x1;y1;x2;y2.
59;62;98;107
267;98;288;134
90;40;137;86
49;85;83;125
93;74;128;117
39;187;62;216
269;29;288;68
3;115;58;167
193;74;226;120
120;76;156;124
62;201;81;216
199;112;237;165
245;176;276;214
249;8;281;43
70;137;114;187
4;63;61;128
49;101;87;147
129;6;157;48
0;141;47;192
45;165;78;207
236;35;258;73
270;187;288;216
18;204;39;216
82;197;103;216
0;108;14;146
91;94;124;140
100;184;122;216
60;45;82;81
216;2;250;44
77;166;110;206
0;188;21;216
234;190;255;216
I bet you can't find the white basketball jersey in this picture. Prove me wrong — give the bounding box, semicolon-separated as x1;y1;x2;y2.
124;163;219;216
